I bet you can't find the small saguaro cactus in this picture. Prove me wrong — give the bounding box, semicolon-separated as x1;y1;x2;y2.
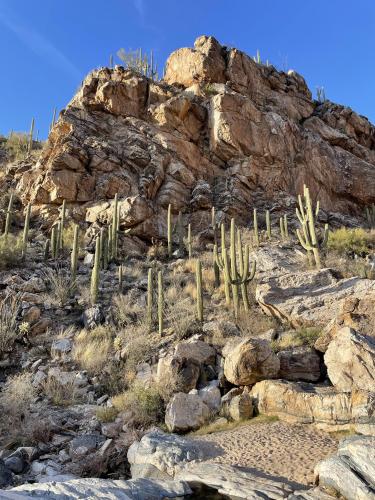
167;204;172;258
220;223;231;304
90;237;101;304
109;54;114;68
187;223;192;259
212;207;220;288
58;200;66;251
158;270;164;336
51;225;58;259
253;208;259;246
196;259;203;322
108;223;113;261
27;118;35;154
43;239;50;261
280;215;289;240
147;268;153;329
21;203;31;259
266;210;271;240
71;224;79;284
296;185;329;269
4;193;14;238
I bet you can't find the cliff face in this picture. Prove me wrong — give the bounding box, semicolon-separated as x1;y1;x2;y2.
18;36;375;239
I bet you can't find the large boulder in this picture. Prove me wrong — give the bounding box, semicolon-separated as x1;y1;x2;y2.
127;430;208;479
165;393;210;433
324;327;375;392
315;435;375;500
223;337;280;386
277;346;321;382
256;268;375;327
251;379;375;434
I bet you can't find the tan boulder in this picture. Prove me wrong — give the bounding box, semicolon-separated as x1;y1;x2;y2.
223;337;280;386
324;327;375;393
165;393;210;432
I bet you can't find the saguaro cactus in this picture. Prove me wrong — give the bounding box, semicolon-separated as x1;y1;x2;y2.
90;237;101;304
196;259;203;322
177;211;184;254
253;208;259;246
22;203;31;259
280;215;288;240
71;224;79;283
51;225;58;259
158;270;163;336
167;204;172;258
220;223;231;304
118;265;123;292
296;185;329;269
266;210;271;240
27;118;35;154
4;193;14;238
147;268;153;329
111;194;119;260
58;200;66;251
212;207;220;288
43;239;50;261
365;204;375;229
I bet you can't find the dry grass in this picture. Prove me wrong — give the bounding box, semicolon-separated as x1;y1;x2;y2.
43;266;75;306
0;294;21;355
43;375;77;406
0;372;36;420
325;253;375;279
0;233;23;270
191;414;279;436
112;382;164;428
96;406;119;423
115;324;154;378
73;326;113;374
112;293;144;327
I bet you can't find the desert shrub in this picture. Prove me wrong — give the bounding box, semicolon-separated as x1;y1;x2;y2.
272;327;321;351
325;253;375;279
96;406;119;423
0;372;36;421
0;233;23;270
327;227;375;256
4;132;29;160
43;375;77;406
112;383;164;428
0;295;21;355
73;326;113;374
112;292;145;327
115;324;154;380
43;266;75;306
235;305;278;338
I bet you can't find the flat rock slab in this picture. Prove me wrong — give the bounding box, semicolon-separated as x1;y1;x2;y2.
256;268;375;327
175;462;296;499
3;477;191;499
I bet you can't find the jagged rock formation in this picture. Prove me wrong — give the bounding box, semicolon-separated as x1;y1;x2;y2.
17;35;375;240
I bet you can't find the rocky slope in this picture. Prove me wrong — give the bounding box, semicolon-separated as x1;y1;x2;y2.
16;35;375;241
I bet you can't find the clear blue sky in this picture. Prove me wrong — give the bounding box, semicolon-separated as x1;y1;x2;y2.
1;0;374;139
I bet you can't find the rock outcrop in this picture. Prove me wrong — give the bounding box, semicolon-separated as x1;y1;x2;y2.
16;35;375;240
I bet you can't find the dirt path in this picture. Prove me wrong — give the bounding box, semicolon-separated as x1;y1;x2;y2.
194;420;338;486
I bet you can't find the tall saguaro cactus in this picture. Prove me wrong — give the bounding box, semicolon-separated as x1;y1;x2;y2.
51;225;58;259
187;223;192;259
90;237;101;304
111;194;119;260
22;203;31;259
158;270;164;336
147;268;153;329
220;223;231;304
4;193;14;238
196;259;203;322
266;210;271;240
253;208;259;246
177;211;184;254
212;207;220;288
280;215;288;241
58;200;66;252
27;118;35;154
296;185;328;269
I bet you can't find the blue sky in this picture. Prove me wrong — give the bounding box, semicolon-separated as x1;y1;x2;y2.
1;0;374;139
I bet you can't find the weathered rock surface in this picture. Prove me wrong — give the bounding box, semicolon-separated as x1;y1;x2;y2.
165;392;210;432
3;477;192;499
17;35;375;238
127;430;209;479
223;337;280;386
251;379;375;434
256;268;375;327
315;435;375;500
325;327;375;392
277;346;321;382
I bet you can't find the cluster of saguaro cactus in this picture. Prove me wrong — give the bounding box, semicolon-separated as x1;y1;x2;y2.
280;215;289;240
214;218;257;317
146;267;164;335
365;204;375;229
296;185;328;269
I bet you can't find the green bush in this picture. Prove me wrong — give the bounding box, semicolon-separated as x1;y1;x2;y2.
327;227;375;256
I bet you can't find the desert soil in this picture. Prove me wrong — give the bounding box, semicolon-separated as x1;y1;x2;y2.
194;421;338;486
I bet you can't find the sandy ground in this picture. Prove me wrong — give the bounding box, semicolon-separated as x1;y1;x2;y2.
194;421;338;486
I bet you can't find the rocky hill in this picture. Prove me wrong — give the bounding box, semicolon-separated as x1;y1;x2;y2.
15;35;375;241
